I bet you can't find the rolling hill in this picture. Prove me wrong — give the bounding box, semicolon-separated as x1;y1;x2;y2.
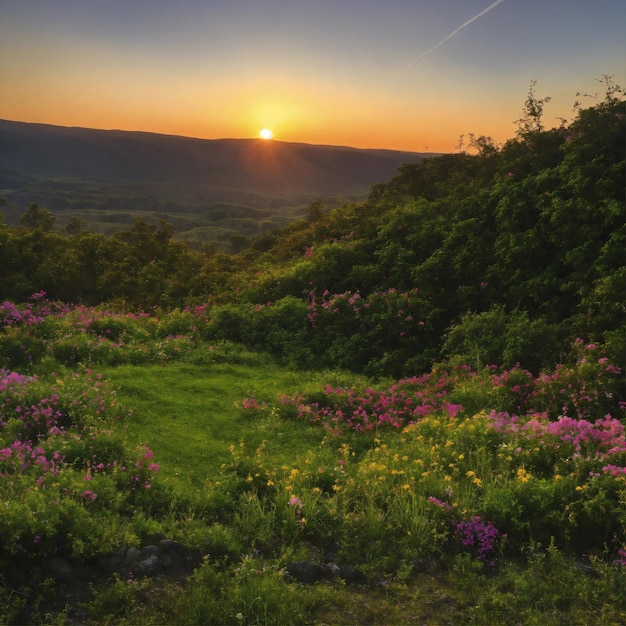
0;119;432;195
0;120;434;245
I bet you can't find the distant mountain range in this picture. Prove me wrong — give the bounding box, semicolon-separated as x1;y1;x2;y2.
0;119;433;195
0;119;435;246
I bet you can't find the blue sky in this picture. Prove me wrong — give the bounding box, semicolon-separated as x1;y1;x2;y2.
1;0;624;150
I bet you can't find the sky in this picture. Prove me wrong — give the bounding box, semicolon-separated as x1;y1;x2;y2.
0;0;624;152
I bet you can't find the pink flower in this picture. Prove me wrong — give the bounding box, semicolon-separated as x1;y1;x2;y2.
81;490;97;502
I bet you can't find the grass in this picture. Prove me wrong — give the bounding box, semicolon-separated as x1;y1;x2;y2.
99;360;347;498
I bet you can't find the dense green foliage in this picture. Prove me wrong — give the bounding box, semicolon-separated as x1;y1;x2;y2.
2;85;623;376
1;82;625;623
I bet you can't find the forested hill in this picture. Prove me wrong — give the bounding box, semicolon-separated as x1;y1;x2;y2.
0;83;624;377
0;119;430;195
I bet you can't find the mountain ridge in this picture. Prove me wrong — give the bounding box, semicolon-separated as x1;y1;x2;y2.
0;118;435;196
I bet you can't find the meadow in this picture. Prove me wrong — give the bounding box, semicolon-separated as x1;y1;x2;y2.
1;85;624;623
1;299;625;625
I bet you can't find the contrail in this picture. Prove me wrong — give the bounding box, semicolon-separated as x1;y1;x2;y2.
401;0;506;70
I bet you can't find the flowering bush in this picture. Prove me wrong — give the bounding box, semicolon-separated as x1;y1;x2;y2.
455;517;501;562
0;368;161;563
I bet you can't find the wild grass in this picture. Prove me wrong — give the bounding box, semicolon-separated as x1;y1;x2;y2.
99;359;328;497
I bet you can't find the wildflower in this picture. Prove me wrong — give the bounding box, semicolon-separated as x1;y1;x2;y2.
427;496;452;509
289;496;303;508
614;548;626;567
455;516;500;561
81;490;97;502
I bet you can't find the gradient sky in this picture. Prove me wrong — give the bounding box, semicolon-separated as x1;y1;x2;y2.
1;0;624;152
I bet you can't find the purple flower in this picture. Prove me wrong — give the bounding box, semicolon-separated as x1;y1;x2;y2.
455;516;500;561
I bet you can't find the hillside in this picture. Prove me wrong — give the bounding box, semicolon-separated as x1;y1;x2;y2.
1;88;624;374
1;83;626;625
0;119;432;244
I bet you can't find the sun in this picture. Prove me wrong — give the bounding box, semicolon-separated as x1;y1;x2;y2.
259;128;273;140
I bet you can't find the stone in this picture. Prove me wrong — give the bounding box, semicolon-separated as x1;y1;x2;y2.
123;546;141;565
324;562;341;578
136;555;162;577
139;545;160;559
339;564;366;584
159;538;184;554
286;561;327;583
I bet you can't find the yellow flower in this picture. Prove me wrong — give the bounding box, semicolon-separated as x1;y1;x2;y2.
466;470;475;477
575;485;583;492
472;477;482;487
517;468;531;483
458;454;465;460
267;480;274;487
332;484;341;492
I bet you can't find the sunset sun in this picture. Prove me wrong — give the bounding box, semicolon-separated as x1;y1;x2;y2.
259;128;273;140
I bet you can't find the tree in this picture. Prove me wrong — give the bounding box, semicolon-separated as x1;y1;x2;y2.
515;80;551;137
19;203;56;232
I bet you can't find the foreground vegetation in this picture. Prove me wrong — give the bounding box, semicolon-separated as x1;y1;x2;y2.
1;79;625;623
0;299;625;624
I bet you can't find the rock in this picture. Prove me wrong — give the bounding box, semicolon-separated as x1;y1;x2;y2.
324;562;341;578
339;564;366;584
286;561;327;583
139;545;160;559
136;555;162;577
159;538;184;554
123;546;141;565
